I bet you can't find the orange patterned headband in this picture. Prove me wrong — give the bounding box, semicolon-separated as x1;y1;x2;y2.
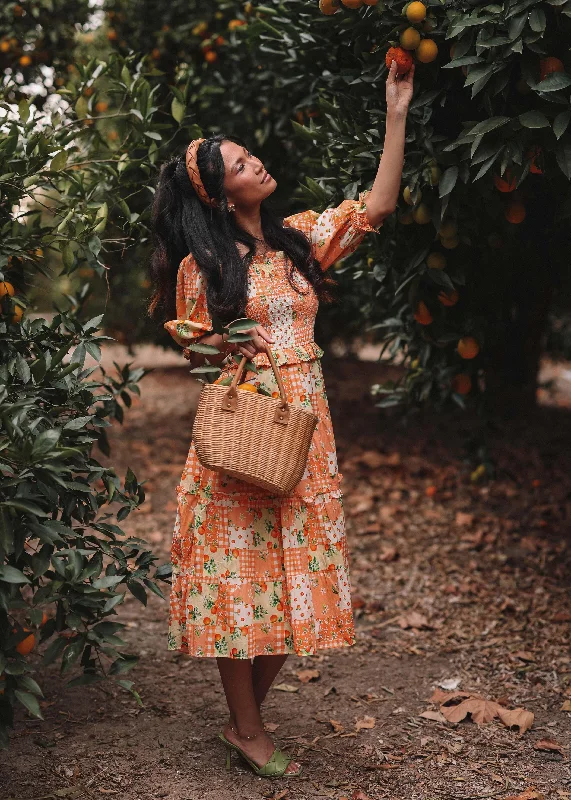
185;138;217;209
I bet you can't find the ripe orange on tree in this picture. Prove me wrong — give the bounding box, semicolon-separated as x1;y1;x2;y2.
451;373;472;394
0;281;15;298
539;56;564;81
416;39;438;63
441;235;459;250
385;46;413;76
438;220;457;238
341;0;364;7
11;304;24;324
107;29;118;41
505;200;526;224
438;288;459;306
205;51;218;63
457;337;479;359
399;27;421;51
414;301;432;325
363;0;379;5
427;252;446;270
527;146;543;175
406;2;426;23
319;0;341;11
412;203;431;224
0;41;11;53
19;55;32;67
493;171;516;192
14;628;35;656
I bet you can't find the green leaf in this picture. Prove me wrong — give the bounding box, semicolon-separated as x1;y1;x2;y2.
50;150;68;171
537;72;571;92
467;117;510;137
556;137;571;179
75;96;89;120
171;98;186;124
0;565;31;584
18;99;30;122
14;690;43;719
529;7;546;31
518;110;550;128
1;499;49;518
554;110;571;139
439;166;458;198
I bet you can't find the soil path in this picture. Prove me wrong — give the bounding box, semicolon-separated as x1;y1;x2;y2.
3;351;571;800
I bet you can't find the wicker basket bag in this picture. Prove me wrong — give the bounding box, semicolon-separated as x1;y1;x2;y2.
192;342;318;495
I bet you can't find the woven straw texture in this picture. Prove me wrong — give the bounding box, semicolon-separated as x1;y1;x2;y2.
193;380;318;494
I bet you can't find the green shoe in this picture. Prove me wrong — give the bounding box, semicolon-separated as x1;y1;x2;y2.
218;732;303;777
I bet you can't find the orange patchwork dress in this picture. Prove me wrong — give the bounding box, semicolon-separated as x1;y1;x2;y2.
164;189;382;659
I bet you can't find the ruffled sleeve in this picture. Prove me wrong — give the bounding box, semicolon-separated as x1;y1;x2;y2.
283;188;382;272
163;253;214;349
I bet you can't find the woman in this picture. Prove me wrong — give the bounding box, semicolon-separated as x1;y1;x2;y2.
148;60;414;778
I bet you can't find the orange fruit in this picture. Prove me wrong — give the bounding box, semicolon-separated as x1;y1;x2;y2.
271;391;280;398
400;27;421;51
425;485;437;497
151;48;161;60
0;281;15;298
385;46;413;76
0;41;11;53
457;337;479;359
95;101;108;113
539;56;564;81
215;36;226;46
441;235;459;250
427;252;446;270
406;1;426;23
505;201;526;224
19;55;32;67
416;39;438;63
228;19;247;30
451;373;472;394
319;0;341;13
15;628;35;656
237;383;258;392
40;611;49;626
107;29;118;41
205;51;218;63
438;288;459;307
527;146;543;175
363;0;379;4
414;301;432;325
11;305;24;324
412;203;431;224
341;0;364;7
493;171;516;192
403;186;421;205
438;220;457;239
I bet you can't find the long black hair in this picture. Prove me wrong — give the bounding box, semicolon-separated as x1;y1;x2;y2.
148;133;336;325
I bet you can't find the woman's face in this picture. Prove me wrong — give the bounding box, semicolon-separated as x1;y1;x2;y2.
219;140;276;209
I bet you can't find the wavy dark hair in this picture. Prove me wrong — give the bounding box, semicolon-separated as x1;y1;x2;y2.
148;133;336;326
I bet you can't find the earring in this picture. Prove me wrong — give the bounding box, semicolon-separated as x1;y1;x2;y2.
228;203;235;212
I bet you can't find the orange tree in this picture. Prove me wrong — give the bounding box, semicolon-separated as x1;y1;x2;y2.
228;0;571;418
0;56;180;748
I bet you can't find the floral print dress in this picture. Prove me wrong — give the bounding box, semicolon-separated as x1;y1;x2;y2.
164;189;382;659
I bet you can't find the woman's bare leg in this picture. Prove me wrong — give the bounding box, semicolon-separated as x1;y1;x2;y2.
252;653;289;707
217;656;300;774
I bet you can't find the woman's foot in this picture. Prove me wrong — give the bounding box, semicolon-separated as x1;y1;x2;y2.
223;722;301;775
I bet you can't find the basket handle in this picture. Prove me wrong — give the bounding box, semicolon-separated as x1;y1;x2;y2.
222;342;290;426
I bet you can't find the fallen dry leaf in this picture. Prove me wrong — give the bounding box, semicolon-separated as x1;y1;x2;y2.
264;721;280;732
455;511;474;526
441;697;504;725
273;683;299;693
379;546;399;562
430;689;472;705
534;738;563;753
504;790;544;800
352;791;374;800
355;715;376;731
553;611;571;623
513;650;536;663
496;706;534;734
398;611;432;630
297;669;320;684
419;709;447;723
560;699;571;712
329;719;344;733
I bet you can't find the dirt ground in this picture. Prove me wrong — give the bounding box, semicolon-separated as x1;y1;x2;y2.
2;349;571;800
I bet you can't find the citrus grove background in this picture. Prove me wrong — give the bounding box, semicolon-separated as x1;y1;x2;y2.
1;0;571;755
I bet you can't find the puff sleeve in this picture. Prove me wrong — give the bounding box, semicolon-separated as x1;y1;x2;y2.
163;253;214;349
283;188;382;272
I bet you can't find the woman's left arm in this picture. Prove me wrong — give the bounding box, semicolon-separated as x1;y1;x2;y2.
365;61;415;229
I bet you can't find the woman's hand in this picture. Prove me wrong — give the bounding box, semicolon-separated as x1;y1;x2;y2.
231;324;275;359
386;59;415;118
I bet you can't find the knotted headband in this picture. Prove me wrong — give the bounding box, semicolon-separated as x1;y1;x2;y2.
185;138;217;209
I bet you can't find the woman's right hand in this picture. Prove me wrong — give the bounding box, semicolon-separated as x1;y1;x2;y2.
230;324;275;359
